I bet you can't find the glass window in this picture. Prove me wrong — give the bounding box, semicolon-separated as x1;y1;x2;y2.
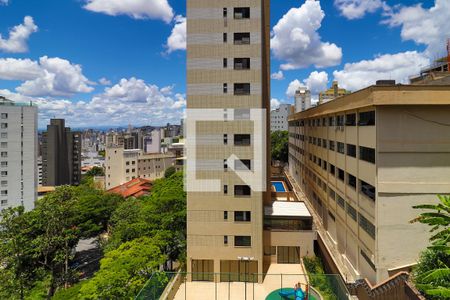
360;180;376;201
338;168;345;181
360;146;375;164
223;7;227;18
224;185;228;194
235;159;251;171
234;7;250;19
329;141;335;151
223;83;228;94
234;236;251;247
347;174;357;189
359;214;376;239
223;33;227;43
337;195;345;209
234;211;251;222
234;185;251;196
224;211;228;220
346;113;356;126
0;123;7;129
223;58;227;68
234;83;250;95
234;134;251;146
224;236;228;245
346;203;357;221
359;111;375;126
337;142;345;154
347;144;356;157
336;115;345;126
329;164;335;176
234;58;250;70
234;32;250;45
0;113;7;119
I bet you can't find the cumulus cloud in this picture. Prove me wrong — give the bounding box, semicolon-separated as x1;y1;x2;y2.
334;0;388;19
271;70;285;80
84;0;174;23
0;0;9;5
333;51;429;91
0;56;94;97
0;16;38;53
0;77;186;128
271;0;342;70
99;77;111;85
166;15;186;53
384;0;450;56
271;98;281;109
286;71;329;98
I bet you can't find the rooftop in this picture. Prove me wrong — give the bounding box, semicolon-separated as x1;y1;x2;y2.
107;178;152;198
265;201;311;218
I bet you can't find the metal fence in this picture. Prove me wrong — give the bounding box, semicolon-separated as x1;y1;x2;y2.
135;271;351;300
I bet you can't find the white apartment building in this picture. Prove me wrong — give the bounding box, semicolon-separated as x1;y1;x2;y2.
270;104;292;132
294;87;311;113
0;97;37;211
105;146;175;189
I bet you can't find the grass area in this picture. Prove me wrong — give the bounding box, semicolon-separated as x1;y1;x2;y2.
303;257;338;300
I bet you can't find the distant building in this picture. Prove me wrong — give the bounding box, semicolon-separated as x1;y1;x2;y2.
105;146;175;189
294;87;311;112
37;157;43;187
410;41;450;85
270;104;293;131
107;177;152;198
318;81;350;105
144;130;161;154
0;97;37;211
42;119;81;186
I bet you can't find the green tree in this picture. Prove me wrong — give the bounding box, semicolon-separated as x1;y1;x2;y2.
271;130;289;163
164;166;176;178
85;166;104;177
79;237;167;299
0;207;37;300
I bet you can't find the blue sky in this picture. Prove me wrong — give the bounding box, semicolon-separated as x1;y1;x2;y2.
0;0;448;128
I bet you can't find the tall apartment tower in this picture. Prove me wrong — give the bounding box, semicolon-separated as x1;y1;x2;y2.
294;87;311;113
186;1;270;280
42;119;81;186
0;97;37;211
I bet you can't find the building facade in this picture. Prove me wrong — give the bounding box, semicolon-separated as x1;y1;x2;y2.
0;97;37;211
288;85;450;284
318;81;350;105
105;146;175;189
294;87;311;113
42;119;81;186
186;0;271;280
270;104;292;131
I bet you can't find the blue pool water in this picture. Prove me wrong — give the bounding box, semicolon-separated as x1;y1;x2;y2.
272;181;286;192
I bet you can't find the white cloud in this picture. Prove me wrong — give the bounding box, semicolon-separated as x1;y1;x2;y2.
286;71;329;98
0;0;9;6
0;16;38;53
334;0;388;19
0;56;94;97
271;70;285;80
99;77;111;85
0;77;186;128
333;51;429;91
384;0;450;56
84;0;174;23
286;79;303;98
271;98;281;109
271;0;342;70
166;15;186;53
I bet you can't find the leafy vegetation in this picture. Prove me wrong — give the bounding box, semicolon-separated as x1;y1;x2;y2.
303;256;337;300
85;166;105;177
164;165;176;178
412;195;450;299
271;130;288;163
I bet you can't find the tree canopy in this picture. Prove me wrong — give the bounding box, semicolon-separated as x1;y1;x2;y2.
271;130;288;163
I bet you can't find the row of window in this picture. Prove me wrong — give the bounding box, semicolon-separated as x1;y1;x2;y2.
223;83;251;95
1;113;7;119
289;110;376;128
223;7;251;19
224;235;251;247
222;32;251;45
223;184;251;196
224;211;251;222
223;58;251;70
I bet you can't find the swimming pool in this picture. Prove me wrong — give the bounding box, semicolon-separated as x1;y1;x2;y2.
272;181;286;192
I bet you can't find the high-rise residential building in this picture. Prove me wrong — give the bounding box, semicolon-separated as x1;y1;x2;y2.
318;81;350;105
104;146;175;189
270;104;293;131
288;84;450;284
42;119;81;186
0;97;37;211
144;130;161;154
294;87;311;112
186;0;271;280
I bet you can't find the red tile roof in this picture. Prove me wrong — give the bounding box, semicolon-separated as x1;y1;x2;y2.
107;178;152;198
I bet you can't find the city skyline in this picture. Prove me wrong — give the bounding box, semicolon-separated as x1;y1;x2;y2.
0;0;448;128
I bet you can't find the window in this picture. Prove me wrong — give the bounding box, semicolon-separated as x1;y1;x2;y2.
0;113;7;119
223;7;227;18
328;116;335;126
317;138;322;147
0;123;7;129
235;159;251;171
224;185;228;194
234;134;251;146
0;133;6;138
329;141;335;151
322;118;327;126
224;236;228;245
264;246;277;256
322;139;327;149
234;7;250;19
347;203;357;221
223;33;227;43
359;214;376;239
329;164;335;176
361;250;376;270
347;174;357;189
347;144;356;157
360;146;375;164
234;83;250;95
223;58;228;68
0;142;6;148
223;83;228;94
0;152;7;158
336;115;345;126
338;168;345;181
328;188;335;200
337;195;345;209
224;159;228;171
346;113;356;126
360;180;376;201
224;211;228;220
337;142;345;154
0;190;7;196
223;134;228;145
234;185;251;196
234;211;251;222
0;181;6;187
1;199;7;206
0;162;7;167
234;58;250;70
234;32;250;45
359;111;375;126
234;236;251;247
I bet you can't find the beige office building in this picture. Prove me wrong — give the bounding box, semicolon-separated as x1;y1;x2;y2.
186;0;271;280
105;146;175;189
288;84;450;284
